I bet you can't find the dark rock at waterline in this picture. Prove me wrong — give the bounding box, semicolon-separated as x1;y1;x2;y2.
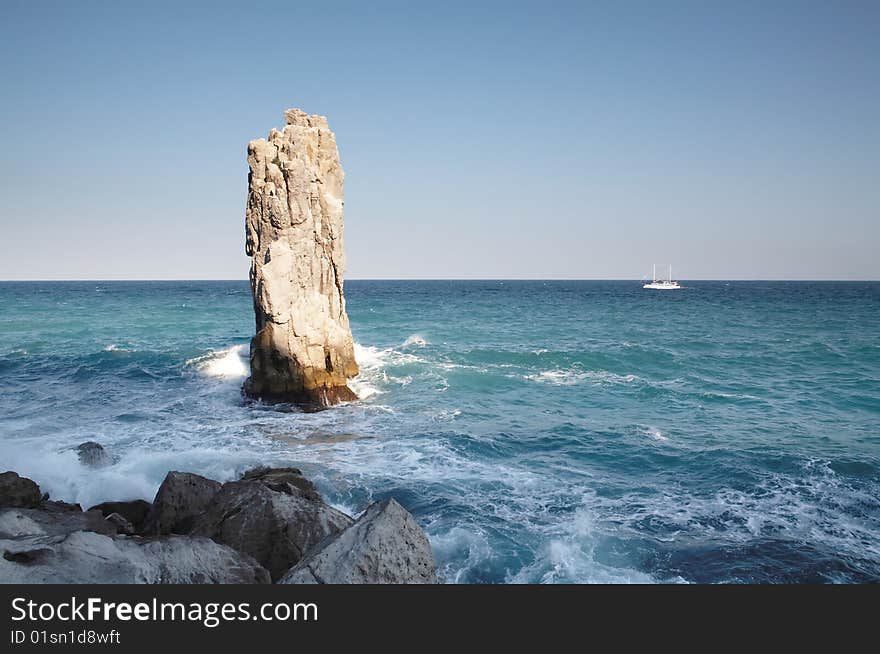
105;512;135;535
143;472;221;535
0;471;42;509
279;499;437;584
76;441;112;468
190;475;352;581
240;466;321;501
88;499;152;532
0;530;271;584
42;500;83;513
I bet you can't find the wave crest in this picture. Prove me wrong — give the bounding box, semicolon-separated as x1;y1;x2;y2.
188;345;249;380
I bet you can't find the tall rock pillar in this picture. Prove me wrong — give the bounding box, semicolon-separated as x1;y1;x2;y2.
243;109;359;407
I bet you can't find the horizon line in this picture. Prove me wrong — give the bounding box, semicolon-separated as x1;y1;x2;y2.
1;278;878;283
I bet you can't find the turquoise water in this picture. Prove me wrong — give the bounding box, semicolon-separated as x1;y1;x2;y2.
1;280;878;583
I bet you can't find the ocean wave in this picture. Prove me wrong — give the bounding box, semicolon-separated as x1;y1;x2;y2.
187;344;249;380
401;333;429;348
593;459;880;581
507;507;659;584
639;425;669;442
523;368;640;386
349;377;383;400
353;342;423;369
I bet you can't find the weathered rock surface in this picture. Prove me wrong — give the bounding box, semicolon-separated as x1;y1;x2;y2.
0;507;117;538
89;499;152;532
143;472;221;535
243;108;359;408
279;499;437;584
0;471;43;508
1;531;270;584
76;441;112;468
190;472;353;581
0;470;437;585
240;466;321;501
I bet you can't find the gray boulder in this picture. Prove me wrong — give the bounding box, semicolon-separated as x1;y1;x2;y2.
143;472;221;535
0;531;270;584
191;476;352;581
279;499;437;584
76;441;112;468
0;472;42;509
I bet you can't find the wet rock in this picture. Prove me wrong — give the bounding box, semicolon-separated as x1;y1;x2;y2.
279;499;437;584
0;472;42;509
88;500;151;532
239;466;321;501
76;441;112;468
191;477;352;581
143;472;221;535
0;531;271;584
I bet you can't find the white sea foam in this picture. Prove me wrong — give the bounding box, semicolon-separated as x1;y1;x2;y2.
523;368;639;386
349;377;383;400
430;526;493;584
354;342;422;368
640;425;669;442
401;333;429;347
507;507;658;584
189;344;249;380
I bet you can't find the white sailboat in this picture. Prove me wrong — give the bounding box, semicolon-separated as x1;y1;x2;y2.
643;264;681;290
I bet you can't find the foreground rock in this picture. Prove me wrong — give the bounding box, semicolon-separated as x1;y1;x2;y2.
190;469;352;581
0;507;116;538
0;471;42;508
280;499;437;584
142;472;221;535
243;108;359;408
0;470;436;584
1;531;270;584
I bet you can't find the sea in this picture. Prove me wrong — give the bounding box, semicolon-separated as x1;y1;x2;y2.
1;280;878;583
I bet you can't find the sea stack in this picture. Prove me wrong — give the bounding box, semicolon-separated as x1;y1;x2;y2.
243;109;358;407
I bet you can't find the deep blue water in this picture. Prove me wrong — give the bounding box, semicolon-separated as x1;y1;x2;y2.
1;280;878;583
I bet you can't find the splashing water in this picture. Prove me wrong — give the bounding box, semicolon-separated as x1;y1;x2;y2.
0;279;878;583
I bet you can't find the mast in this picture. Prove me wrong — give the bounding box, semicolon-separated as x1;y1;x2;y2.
653;263;656;282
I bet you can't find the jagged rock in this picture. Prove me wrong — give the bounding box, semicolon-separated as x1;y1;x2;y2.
243;108;359;408
76;441;112;468
143;472;221;535
0;531;270;584
190;476;352;581
42;500;83;513
105;512;135;535
0;472;42;509
240;466;321;501
88;499;152;532
279;499;437;584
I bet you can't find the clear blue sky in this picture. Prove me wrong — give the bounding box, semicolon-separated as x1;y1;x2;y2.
1;0;877;280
